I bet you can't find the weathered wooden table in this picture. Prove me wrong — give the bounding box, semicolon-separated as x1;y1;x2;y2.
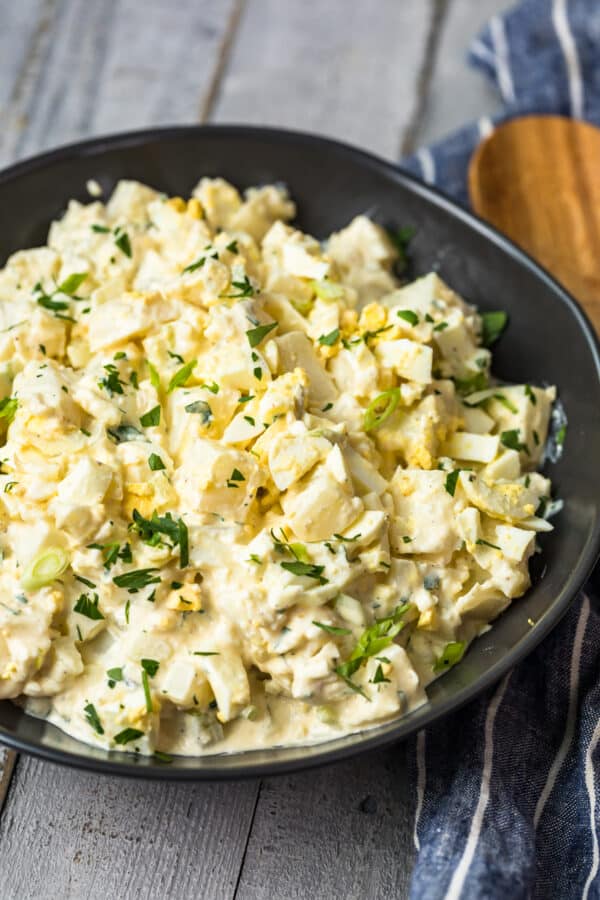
0;2;507;896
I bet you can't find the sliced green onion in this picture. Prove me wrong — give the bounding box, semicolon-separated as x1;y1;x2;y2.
363;389;401;432
21;547;69;590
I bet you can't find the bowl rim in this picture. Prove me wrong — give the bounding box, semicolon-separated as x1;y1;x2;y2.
0;123;599;780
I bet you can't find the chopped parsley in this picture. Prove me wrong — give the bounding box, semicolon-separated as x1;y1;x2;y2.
226;468;245;488
372;664;391;684
312;621;352;635
141;658;160;677
98;363;125;396
476;538;501;550
225;276;255;298
167;359;197;392
226;240;238;254
524;384;537;405
107;667;124;688
444;469;462;497
397;309;419;326
113;568;161;592
91;224;110;234
492;393;518;414
500;429;529;454
280;561;328;584
84;703;104;735
201;381;220;394
433;321;448;332
140;405;161;427
481;310;508;347
130;509;189;567
335;603;411;695
114;727;144;745
75;574;96;589
148;453;165;471
114;227;132;258
73;592;104;620
193;651;220;656
246;321;277;347
318;328;340;346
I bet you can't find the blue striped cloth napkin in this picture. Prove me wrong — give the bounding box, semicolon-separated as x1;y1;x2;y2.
401;2;600;897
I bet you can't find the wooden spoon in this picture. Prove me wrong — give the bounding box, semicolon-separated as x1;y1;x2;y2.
468;115;600;333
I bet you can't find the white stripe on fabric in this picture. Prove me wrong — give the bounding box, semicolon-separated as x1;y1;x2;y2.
582;716;600;900
552;0;584;118
534;595;590;827
417;148;436;185
478;116;494;139
490;15;516;103
444;672;512;900
413;729;426;852
470;38;498;69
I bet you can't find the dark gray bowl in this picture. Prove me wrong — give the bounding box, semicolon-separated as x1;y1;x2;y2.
0;126;598;779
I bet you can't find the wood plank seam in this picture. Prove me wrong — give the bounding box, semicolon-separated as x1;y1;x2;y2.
400;0;451;157
232;780;263;899
199;0;248;122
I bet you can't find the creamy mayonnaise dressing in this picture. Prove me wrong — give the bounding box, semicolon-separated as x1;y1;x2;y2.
0;177;557;759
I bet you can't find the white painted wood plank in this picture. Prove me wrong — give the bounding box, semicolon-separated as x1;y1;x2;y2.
415;0;509;147
0;0;60;166
1;0;238;166
0;756;260;900
212;0;432;160
235;744;415;900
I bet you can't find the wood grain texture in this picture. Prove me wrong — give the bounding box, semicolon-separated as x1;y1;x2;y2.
0;0;238;166
0;756;260;900
469;116;600;331
211;0;432;160
0;749;17;817
235;743;415;900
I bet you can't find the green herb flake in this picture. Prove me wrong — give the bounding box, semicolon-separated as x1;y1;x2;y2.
312;621;351;635
74;592;104;620
280;561;328;584
107;667;124;688
481;310;508;347
84;703;104;735
247;554;262;565
476;538;501;550
433;641;466;673
500;429;529;454
397;309;419;326
335;603;411;693
556;424;567;446
107;424;144;443
113;568;161;592
524;384;537;405
114;229;132;258
318;328;340;346
140;405;161;427
372;663;391;684
114;727;144;746
246;321;277;348
91;224;110;234
193;651;220;656
75;574;96;589
433;321;448;332
141;658;160;677
148;453;165;471
167;359;197;393
225;276;255;298
444;469;462;497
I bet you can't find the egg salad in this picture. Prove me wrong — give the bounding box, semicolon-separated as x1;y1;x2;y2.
0;176;558;758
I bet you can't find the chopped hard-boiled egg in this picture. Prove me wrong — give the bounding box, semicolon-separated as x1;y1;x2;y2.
0;175;559;759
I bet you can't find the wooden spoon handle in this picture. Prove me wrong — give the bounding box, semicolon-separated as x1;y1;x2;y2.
468;115;600;333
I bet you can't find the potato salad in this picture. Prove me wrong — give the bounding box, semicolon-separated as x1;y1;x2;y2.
0;176;558;758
